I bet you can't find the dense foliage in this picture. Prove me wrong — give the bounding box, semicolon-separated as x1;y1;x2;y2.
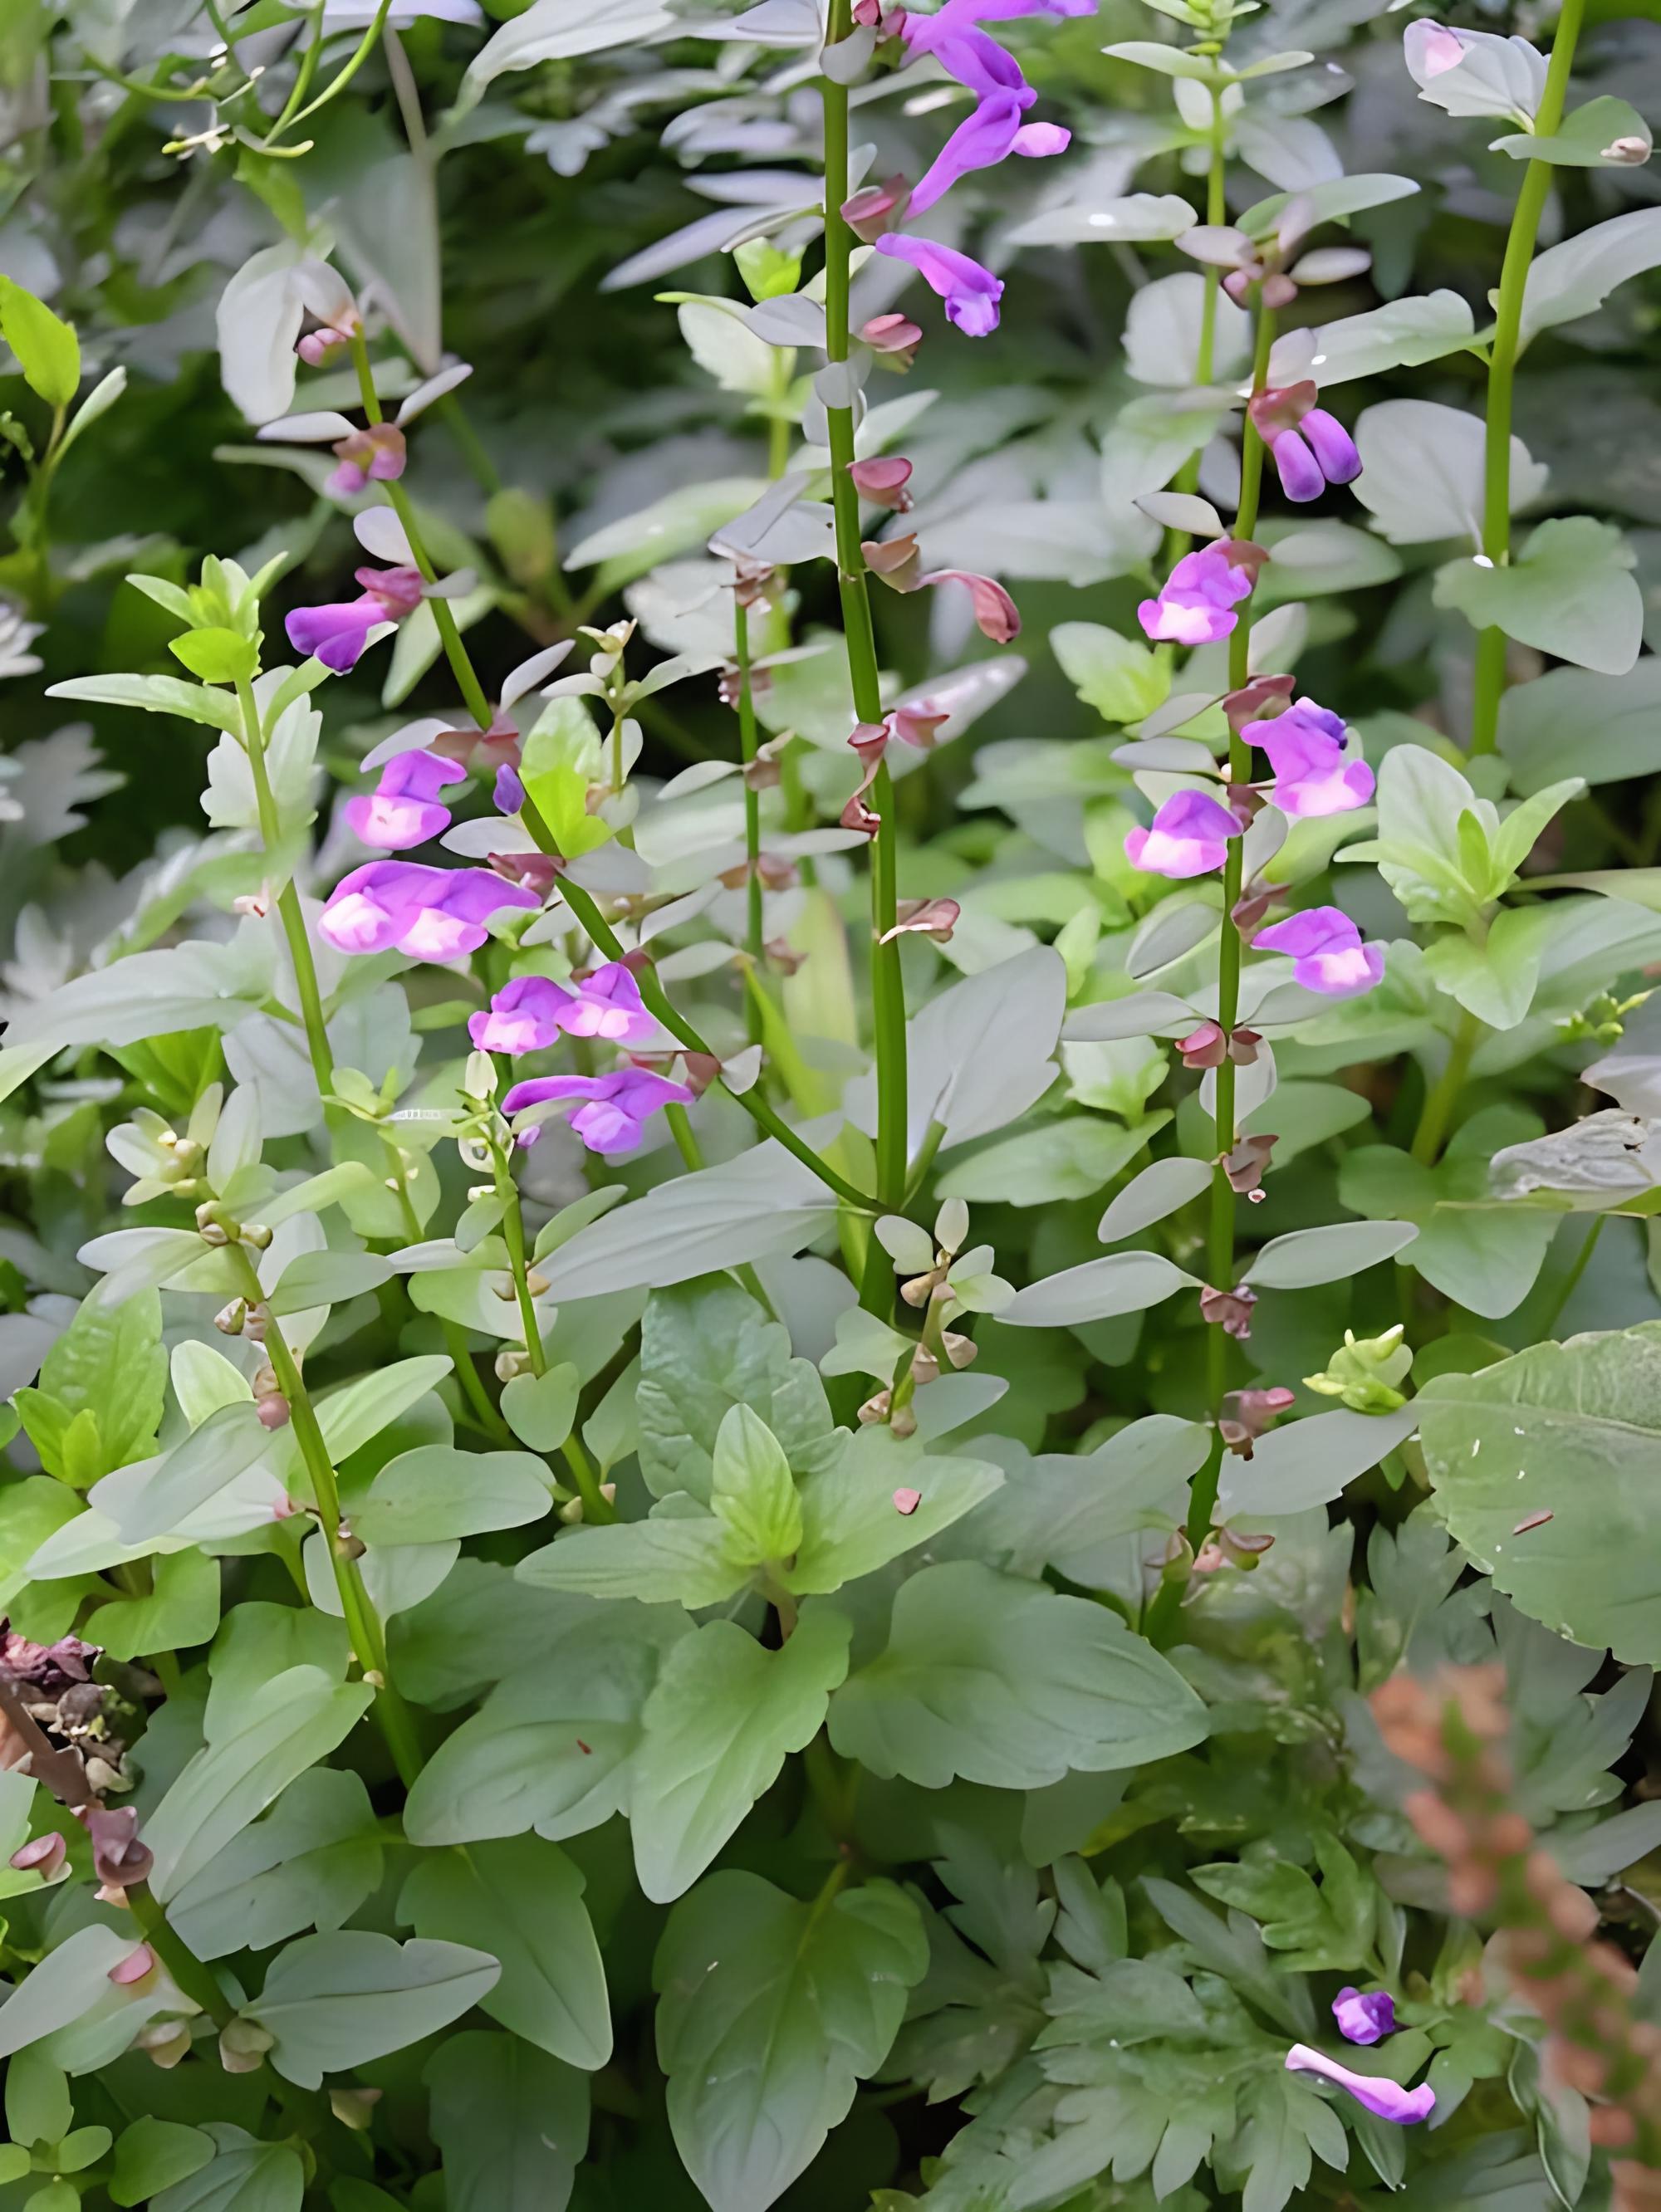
0;0;1659;2206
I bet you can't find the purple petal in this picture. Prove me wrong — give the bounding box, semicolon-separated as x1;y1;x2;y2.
875;232;1004;337
468;975;577;1055
1303;409;1362;487
908;89;1027;217
1286;2043;1434;2123
1333;1989;1398;2046
1271;429;1325;503
286;597;380;673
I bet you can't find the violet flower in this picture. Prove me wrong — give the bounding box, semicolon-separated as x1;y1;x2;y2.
471;965;655;1054
909;90;1071;217
494;762;527;814
502;1068;695;1154
1250;384;1362;504
345;749;465;849
286;565;424;673
875;233;1004;336
1254;906;1385;998
1138;543;1258;644
1125;790;1240;878
319;860;541;962
1333;1988;1398;2046
1250;702;1374;818
1285;2044;1434;2124
904;0;1095;102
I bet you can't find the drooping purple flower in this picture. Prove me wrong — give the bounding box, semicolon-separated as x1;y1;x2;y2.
286;565;424;673
494;761;527;815
344;748;465;849
1251;384;1363;505
1302;409;1362;487
1250;702;1374;819
903;0;1096;100
319;860;540;962
1333;1988;1398;2046
1138;543;1258;644
1124;789;1240;878
909;91;1071;215
501;1068;695;1154
1254;906;1384;998
1285;2043;1434;2124
875;233;1004;336
468;963;655;1054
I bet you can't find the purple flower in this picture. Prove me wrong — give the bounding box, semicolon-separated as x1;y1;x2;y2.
286;565;424;673
1252;388;1363;505
319;860;541;962
468;963;655;1055
1124;789;1240;878
1285;2043;1434;2124
907;91;1071;218
1250;702;1374;819
501;1068;695;1154
344;748;465;849
494;762;527;815
1303;409;1362;486
1253;906;1384;998
1138;543;1257;645
875;233;1004;335
904;0;1096;98
1333;1988;1398;2046
326;422;406;499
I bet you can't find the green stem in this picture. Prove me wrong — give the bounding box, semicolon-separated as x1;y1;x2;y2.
1468;0;1585;756
232;1249;424;1785
347;330;494;732
1537;1211;1605;1338
1410;1011;1482;1166
822;1;908;1224
237;676;334;1094
733;595;766;1009
263;0;393;145
128;1882;233;2027
262;0;325;144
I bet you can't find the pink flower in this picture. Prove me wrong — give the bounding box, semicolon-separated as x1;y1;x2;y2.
1138;542;1257;644
909;90;1070;216
848;456;914;510
1285;2044;1434;2124
344;749;465;849
861;312;924;366
1250;701;1374;818
1253;906;1384;997
1250;384;1362;503
1200;1283;1257;1339
1333;1989;1398;2046
875;233;1004;336
1124;789;1240;878
843;176;912;242
286;565;424;673
326;421;406;498
921;566;1021;640
502;1068;695;1154
472;966;655;1055
320;860;541;962
1404;19;1469;81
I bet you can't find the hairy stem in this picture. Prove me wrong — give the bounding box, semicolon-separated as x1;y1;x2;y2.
733;595;767;1017
1468;0;1585;755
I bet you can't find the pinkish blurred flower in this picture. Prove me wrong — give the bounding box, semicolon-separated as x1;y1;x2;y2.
1286;2044;1433;2123
889;701;950;746
893;1485;923;1515
875;232;1004;335
502;1068;695;1154
920;566;1021;639
287;565;424;673
1218;1385;1295;1456
842;722;890;837
1254;906;1384;998
880;896;960;943
1200;1283;1257;1339
1222;1133;1276;1197
844;176;912;242
109;1945;158;1987
1334;1989;1399;2046
81;1804;152;1892
9;1832;66;1878
861;312;924;367
320;860;540;961
1138;541;1259;644
1404;19;1469;81
1125;789;1240;878
848;455;915;510
345;748;464;849
1250;701;1374;818
327;421;406;497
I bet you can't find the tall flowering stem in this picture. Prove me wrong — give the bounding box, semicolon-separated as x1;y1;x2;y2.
1468;0;1586;755
821;0;909;1260
733;595;767;987
228;1248;424;1788
236;678;334;1094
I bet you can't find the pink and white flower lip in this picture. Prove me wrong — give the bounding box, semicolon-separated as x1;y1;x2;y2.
1138;541;1262;644
1250;701;1374;818
344;748;465;849
319;860;540;962
501;1067;695;1154
847;456;915;511
1285;2043;1434;2124
470;964;656;1055
1253;905;1385;997
1125;789;1241;878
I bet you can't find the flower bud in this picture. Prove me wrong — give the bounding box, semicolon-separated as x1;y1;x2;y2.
10;1831;66;1879
1304;1324;1412;1413
243;1222;272;1250
138;2019;194;2068
842;175;911;243
330;2086;384;2131
213;1299;248;1336
256;1393;292;1431
220;2018;276;2073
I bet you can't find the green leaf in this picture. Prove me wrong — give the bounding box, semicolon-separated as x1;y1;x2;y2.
145;1665;375;1901
243;1932;500;2089
5;2044;70;2145
169;1769;381;1960
783;1428;1005;1595
1433;517;1643;675
169;628;260;685
937;1115;1168;1206
111;2121;215;2210
404;1604;688;1846
267;1250;392;1315
631;1611;852;1902
708;1404;802;1566
516;1508;747;1609
1521;206;1661;344
44;672;244;733
355;1446;552;1546
0;276;80;408
1492;95;1651;166
636;1275;839;1505
1242;1220;1418;1288
1420;907;1551;1029
152;2125;304;2212
426;2031;589;2212
38;1287;164;1472
1418;1321;1661;1661
1500;661;1661;795
655;1871;928;2212
399;1836;610;2068
500;1362;579;1451
519;696;614;859
828;1561;1208;1789
88;1399;272;1544
1051;622;1169;726
86;1547;220;1662
0;1925;139;2058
